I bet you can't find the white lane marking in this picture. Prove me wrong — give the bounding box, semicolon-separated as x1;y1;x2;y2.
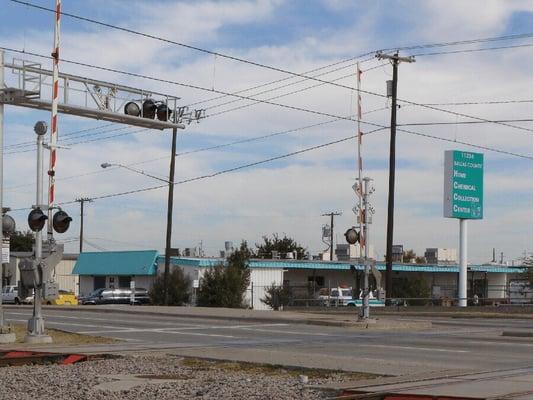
359;344;470;353
5;312;290;331
239;328;331;336
79;328;240;339
4;312;207;328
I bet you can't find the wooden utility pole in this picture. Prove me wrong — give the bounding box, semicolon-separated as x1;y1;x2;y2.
376;52;414;305
322;211;342;261
75;197;92;253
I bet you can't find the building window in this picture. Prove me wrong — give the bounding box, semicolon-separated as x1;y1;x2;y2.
308;276;325;287
94;276;106;289
118;276;131;288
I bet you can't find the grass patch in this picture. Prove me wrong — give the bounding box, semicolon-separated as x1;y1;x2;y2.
9;324;118;345
180;357;378;380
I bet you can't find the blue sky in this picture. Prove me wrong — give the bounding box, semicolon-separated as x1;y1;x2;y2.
1;0;533;263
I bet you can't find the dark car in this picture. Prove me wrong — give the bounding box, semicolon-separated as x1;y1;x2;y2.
80;288;150;305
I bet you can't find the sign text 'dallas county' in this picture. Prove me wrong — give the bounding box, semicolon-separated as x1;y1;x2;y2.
443;150;484;219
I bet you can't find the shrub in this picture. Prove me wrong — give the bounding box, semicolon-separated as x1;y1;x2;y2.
197;241;251;308
261;283;292;310
150;267;191;306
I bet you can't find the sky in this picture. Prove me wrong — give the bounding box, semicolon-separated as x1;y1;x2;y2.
1;0;533;263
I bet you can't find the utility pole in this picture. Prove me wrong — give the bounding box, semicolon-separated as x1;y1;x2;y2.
322;212;341;261
163;127;178;305
376;51;415;305
75;197;92;253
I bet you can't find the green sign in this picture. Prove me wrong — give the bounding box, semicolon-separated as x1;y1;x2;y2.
443;150;484;219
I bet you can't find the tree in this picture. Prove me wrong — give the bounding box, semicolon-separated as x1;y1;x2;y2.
197;241;251;308
149;267;191;306
402;249;416;263
256;233;307;259
261;283;292;310
415;256;426;264
9;231;34;252
391;275;431;306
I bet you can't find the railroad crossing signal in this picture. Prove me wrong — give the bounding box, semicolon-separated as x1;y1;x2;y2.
344;227;360;245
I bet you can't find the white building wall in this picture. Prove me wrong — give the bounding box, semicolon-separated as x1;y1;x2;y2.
487;273;507;299
246;268;284;310
79;276;94;297
54;259;78;294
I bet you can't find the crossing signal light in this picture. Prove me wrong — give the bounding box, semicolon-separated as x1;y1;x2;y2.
156;103;172;121
28;208;47;232
2;214;16;236
142;99;157;119
52;210;72;234
344;227;360;245
124;101;141;117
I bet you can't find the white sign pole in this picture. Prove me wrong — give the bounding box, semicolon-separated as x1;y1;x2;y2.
459;219;468;307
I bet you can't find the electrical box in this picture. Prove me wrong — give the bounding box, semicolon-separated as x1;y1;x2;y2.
18;258;41;289
17;280;31;300
42;281;59;301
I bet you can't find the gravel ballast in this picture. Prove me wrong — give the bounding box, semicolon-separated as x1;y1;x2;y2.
0;354;371;399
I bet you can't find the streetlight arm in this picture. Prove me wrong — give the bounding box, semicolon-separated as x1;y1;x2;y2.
102;163;171;184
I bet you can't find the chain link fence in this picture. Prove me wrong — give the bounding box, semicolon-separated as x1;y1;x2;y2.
245;282;533;310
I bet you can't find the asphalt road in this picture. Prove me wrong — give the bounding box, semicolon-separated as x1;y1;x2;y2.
4;307;533;376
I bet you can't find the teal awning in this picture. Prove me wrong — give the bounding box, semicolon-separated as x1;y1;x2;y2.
73;250;158;276
162;257;525;274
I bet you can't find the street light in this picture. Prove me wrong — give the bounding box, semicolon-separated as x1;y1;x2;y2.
100;163;170;184
101;159;176;305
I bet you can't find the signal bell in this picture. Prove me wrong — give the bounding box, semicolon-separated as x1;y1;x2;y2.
344;227;360;245
28;208;47;232
52;211;72;234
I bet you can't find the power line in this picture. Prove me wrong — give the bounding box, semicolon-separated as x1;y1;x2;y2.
5;124;132;150
61;125;533;204
4;107;391;193
9;0;533;92
411;42;533;57
421;99;533;106
4;45;533;141
398;118;533;127
9;120;533;213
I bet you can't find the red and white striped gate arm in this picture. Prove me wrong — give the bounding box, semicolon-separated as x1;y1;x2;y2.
47;0;61;238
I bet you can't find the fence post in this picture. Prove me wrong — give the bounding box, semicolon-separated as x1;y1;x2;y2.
251;282;254;309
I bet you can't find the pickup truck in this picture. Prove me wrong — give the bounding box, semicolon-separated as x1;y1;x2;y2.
317;287;354;306
1;285;22;304
346;290;385;307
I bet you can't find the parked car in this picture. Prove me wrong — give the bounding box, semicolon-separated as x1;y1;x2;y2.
1;285;22;304
80;288;150;305
45;290;78;306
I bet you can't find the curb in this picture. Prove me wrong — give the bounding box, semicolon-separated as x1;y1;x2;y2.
501;330;533;338
4;305;355;327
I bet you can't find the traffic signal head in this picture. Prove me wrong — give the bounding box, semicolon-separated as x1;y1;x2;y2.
344;227;360;245
2;214;16;236
52;210;72;234
28;208;47;232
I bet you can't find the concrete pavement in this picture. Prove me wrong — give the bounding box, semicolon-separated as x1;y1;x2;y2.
3;306;533;377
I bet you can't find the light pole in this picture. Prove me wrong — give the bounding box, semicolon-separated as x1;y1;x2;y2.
101;134;177;307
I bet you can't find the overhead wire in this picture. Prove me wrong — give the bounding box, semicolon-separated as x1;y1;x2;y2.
3;44;533;143
9;0;533;94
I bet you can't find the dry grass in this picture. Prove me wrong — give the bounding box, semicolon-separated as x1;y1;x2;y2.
180;357;378;380
9;324;118;345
